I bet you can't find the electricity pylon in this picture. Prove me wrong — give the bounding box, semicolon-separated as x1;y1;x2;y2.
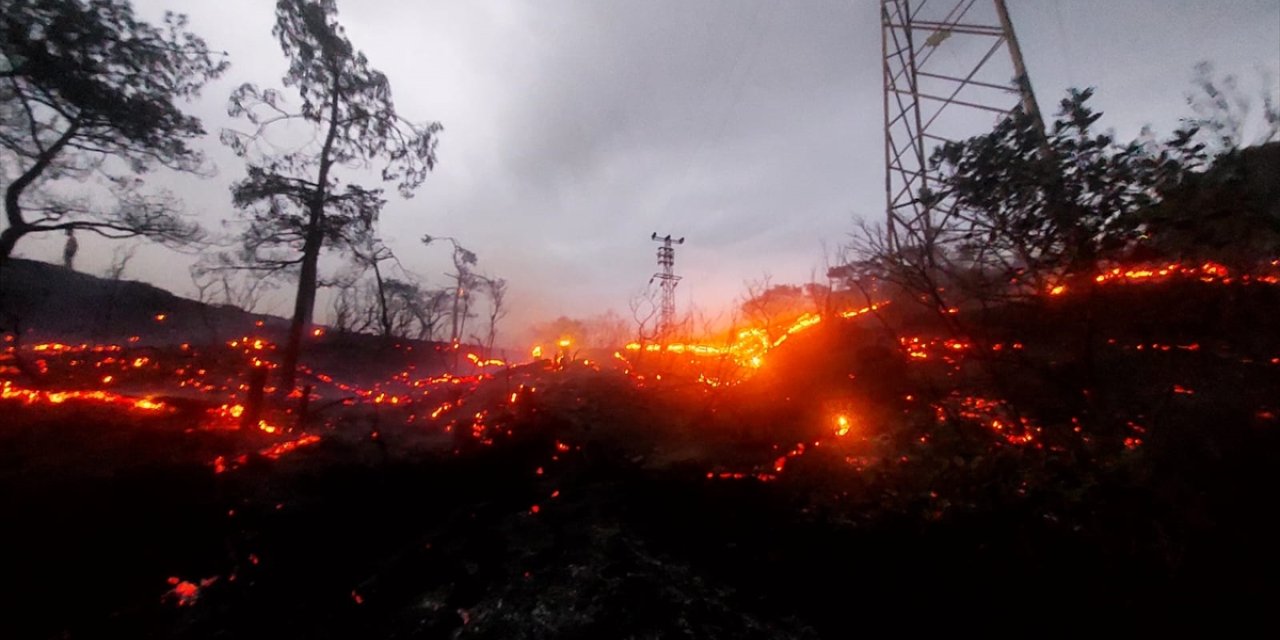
881;0;1045;254
649;232;684;341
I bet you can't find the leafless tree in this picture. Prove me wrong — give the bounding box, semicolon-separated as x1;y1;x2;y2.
421;235;478;345
350;235;397;339
739;275;810;340
475;276;508;353
103;243;140;281
190;260;277;314
628;286;660;344
585;309;630;349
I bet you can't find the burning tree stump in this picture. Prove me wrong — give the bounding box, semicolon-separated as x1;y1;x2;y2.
240;366;268;431
297;383;312;429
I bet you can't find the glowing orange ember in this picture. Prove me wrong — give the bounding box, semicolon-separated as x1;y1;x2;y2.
163;576;216;606
466;353;506;368
1;381;169;413
165;579;199;606
834;414;852;437
259;434;321;459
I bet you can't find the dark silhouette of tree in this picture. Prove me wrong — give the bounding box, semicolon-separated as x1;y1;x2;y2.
0;0;226;271
350;234;396;338
222;0;442;392
585;310;630;349
856;89;1204;318
347;234;457;342
628;287;660;345
532;316;590;348
421;235;478;346
740;277;810;340
1136;141;1280;272
475;275;507;354
1183;61;1279;155
928;89;1203;292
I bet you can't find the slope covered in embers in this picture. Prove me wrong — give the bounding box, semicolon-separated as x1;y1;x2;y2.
0;257;470;391
3;273;1277;637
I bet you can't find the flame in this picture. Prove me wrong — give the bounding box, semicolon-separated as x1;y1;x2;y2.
1;381;169;413
134;398;166;411
616;302;890;375
164;578;200;606
259;434;321;459
937;394;1041;446
834;414;852;437
466;353;506;368
1088;260;1264;287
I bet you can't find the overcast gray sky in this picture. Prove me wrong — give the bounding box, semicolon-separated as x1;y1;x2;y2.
14;0;1280;341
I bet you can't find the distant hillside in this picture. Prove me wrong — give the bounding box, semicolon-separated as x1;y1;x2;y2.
0;258;287;346
0;258;473;381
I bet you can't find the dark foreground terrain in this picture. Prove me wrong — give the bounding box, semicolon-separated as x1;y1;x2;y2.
3;277;1279;638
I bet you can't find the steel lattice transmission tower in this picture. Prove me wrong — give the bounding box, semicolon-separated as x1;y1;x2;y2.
881;0;1045;253
649;232;685;340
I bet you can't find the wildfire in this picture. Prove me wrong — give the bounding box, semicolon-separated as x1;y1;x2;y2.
1089;260;1279;287
1;380;169;413
163;576;216;607
217;403;246;419
938;394;1041;447
28;342;122;354
837;302;888;319
12;253;1261;500
834;414;852;437
466;353;506;368
619;301;891;376
259;434;322;459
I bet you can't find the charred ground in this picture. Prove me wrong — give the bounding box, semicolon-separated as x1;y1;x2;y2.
2;261;1278;638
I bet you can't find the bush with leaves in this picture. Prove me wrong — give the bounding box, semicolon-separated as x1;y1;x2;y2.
916;88;1204;301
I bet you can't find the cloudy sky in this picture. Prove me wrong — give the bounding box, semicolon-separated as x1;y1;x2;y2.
15;0;1280;338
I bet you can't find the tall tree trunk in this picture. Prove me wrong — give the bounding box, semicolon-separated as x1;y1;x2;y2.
453;273;468;345
279;224;323;393
278;79;341;393
1;121;80;277
0;226;25;273
371;254;391;339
